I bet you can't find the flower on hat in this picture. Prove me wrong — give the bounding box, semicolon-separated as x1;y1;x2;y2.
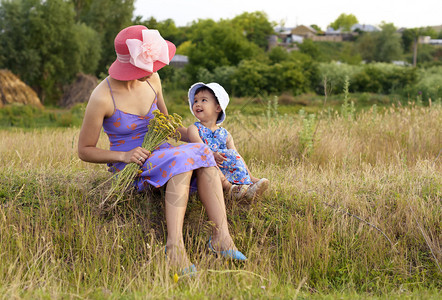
126;29;170;73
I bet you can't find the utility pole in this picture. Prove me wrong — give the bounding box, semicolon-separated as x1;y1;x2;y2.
413;36;418;67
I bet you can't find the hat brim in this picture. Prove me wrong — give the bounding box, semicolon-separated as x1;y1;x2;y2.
109;41;176;81
188;82;226;124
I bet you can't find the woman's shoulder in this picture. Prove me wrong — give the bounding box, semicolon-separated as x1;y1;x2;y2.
89;79;109;100
148;72;161;87
87;79;114;116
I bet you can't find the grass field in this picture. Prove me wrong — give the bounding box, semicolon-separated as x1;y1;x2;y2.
0;102;441;299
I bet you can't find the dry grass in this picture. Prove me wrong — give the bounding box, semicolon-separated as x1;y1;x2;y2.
0;104;441;299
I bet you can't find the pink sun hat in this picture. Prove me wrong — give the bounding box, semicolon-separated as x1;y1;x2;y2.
108;25;176;81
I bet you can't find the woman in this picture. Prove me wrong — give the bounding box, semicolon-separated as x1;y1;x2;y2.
78;25;246;274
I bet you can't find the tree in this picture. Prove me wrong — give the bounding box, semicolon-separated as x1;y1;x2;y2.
402;27;438;66
138;17;187;47
185;19;263;80
375;22;402;63
268;46;290;64
231;11;275;49
73;0;134;76
329;13;358;31
0;0;101;104
298;39;321;60
310;24;324;35
356;23;402;63
356;32;377;62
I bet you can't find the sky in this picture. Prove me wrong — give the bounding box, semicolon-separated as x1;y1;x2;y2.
134;0;441;30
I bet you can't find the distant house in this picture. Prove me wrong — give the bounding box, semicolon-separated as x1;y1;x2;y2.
275;23;387;46
274;27;293;44
325;27;342;35
170;54;188;68
419;36;432;44
291;25;317;38
312;35;343;42
326;24;380;34
323;24;379;41
351;24;380;32
273;27;304;45
419;36;442;46
291;35;304;43
429;39;442;45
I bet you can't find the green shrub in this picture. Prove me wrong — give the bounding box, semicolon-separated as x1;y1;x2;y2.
404;66;442;102
317;62;418;96
352;63;417;94
0;104;85;128
316;62;361;94
232;59;309;97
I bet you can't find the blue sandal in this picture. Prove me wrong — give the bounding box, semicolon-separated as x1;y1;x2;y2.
165;247;197;276
208;237;247;261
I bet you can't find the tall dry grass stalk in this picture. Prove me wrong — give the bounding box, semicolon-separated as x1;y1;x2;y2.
229;104;441;168
0;104;440;298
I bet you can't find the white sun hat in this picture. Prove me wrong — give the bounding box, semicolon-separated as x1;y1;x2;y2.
188;82;230;124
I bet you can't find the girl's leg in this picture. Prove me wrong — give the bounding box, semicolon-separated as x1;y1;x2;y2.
218;168;232;191
241;157;259;183
195;166;237;251
164;171;192;269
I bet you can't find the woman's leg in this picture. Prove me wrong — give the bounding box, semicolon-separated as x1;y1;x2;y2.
195;166;237;251
164;171;192;268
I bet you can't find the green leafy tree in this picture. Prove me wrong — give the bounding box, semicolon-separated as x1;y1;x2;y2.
231;54;311;97
356;32;377;62
402;27;438;66
0;0;100;104
0;0;40;83
356;23;402;63
212;66;236;94
185;19;263;80
310;24;324;35
231;59;270;96
402;28;420;53
374;22;403;62
231;11;275;49
137;17;187;47
329;13;358;31
289;51;320;91
75;23;102;75
298;39;321;60
268;46;290;64
73;0;134;76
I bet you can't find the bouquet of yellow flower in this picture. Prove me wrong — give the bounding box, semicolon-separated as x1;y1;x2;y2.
101;110;183;207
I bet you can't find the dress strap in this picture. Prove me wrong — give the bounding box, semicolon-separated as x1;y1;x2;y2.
105;78;117;111
146;80;158;101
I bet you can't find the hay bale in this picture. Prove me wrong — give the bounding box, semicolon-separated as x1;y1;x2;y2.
60;73;98;108
0;69;43;108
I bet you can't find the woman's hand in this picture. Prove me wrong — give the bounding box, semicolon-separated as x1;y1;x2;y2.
213;151;227;167
123;147;152;166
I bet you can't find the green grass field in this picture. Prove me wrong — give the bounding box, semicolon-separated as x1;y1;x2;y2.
0;101;441;299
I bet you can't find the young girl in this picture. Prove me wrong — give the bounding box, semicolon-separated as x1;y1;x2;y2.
187;82;269;201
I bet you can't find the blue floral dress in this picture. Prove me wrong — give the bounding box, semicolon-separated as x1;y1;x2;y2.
194;122;252;185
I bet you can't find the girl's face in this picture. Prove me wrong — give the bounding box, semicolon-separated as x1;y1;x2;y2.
192;90;222;123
